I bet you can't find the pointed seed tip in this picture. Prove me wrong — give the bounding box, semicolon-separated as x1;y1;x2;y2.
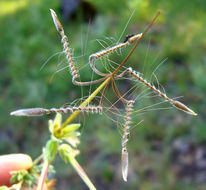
193;112;198;116
50;9;54;13
50;9;57;17
186;109;197;116
123;175;127;182
10;110;19;116
10;110;23;116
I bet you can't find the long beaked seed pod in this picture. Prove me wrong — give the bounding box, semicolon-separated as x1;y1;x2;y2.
91;33;142;60
127;67;197;116
89;33;142;77
10;106;103;116
121;100;134;182
50;9;63;32
50;9;107;86
171;100;197;116
10;108;49;116
50;9;79;83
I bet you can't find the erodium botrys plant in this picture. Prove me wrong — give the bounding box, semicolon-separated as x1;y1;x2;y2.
8;9;197;190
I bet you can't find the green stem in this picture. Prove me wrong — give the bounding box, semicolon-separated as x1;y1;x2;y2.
61;77;111;128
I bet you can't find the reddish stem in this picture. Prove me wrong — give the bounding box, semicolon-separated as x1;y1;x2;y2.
112;10;161;76
37;161;49;190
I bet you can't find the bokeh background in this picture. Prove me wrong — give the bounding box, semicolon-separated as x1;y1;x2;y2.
0;0;206;189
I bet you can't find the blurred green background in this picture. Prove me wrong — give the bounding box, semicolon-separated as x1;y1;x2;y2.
0;0;206;189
